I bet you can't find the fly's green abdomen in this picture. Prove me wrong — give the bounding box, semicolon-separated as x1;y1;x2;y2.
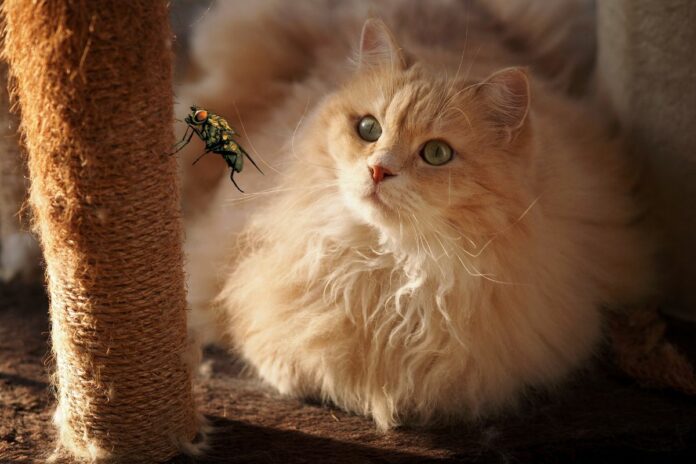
222;153;243;173
234;153;244;172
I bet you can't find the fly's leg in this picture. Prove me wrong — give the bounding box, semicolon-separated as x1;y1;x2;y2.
229;170;244;193
191;140;231;166
168;126;195;156
192;141;228;166
191;149;213;166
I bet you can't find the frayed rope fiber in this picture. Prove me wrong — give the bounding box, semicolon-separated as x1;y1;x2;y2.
2;0;198;461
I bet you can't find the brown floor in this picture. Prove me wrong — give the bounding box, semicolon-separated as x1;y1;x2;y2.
2;280;696;463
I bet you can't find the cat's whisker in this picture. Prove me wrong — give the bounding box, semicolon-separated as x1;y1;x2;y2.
461;44;483;84
240;181;339;198
428;195;541;284
403;211;450;280
513;194;542;223
272;159;342;173
396;208;405;242
288;95;343;174
439;106;473;128
289;95;310;160
413;213;452;274
222;182;339;206
432;233;451;259
461;194;542;259
431;227;466;245
437;79;480;120
452;251;520;285
410;212;437;261
429;216;479;250
437;44;467;116
230;100;284;176
435;44;483;123
188;2;213;28
403;213;423;260
450;48;467;93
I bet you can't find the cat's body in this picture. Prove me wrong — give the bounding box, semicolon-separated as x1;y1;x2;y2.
184;0;653;430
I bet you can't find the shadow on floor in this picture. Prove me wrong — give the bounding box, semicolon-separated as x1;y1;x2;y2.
2;281;696;463
166;411;696;464
170;416;450;463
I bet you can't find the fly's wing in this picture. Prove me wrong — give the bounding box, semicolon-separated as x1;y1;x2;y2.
237;143;263;174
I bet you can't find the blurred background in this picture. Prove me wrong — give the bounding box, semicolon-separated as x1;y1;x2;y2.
1;1;695;462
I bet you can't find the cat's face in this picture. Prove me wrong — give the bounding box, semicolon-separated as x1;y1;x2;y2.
314;20;533;243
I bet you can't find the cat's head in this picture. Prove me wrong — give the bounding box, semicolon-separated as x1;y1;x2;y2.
308;19;534;247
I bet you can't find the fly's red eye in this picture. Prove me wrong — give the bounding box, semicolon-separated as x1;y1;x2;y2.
194;110;208;123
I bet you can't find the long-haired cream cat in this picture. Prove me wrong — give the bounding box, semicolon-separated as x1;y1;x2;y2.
181;0;653;430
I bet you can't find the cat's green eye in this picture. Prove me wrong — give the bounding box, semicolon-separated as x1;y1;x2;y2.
421;140;454;166
357;115;382;142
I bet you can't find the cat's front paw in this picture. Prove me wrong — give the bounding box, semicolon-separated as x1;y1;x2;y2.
0;231;41;282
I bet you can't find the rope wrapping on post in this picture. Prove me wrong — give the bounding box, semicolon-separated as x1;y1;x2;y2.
2;1;199;461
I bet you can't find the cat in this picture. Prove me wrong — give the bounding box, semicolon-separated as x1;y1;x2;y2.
179;0;654;430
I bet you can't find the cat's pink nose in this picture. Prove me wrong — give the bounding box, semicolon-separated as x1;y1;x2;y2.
369;164;394;184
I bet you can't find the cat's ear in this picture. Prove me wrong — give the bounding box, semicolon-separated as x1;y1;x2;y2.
477;67;531;142
357;18;407;71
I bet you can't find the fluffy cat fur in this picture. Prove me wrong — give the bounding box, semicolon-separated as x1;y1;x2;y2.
181;0;653;430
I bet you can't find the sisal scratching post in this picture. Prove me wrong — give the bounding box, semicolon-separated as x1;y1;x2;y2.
3;1;199;461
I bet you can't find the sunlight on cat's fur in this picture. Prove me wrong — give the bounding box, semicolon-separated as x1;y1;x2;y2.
182;1;654;430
